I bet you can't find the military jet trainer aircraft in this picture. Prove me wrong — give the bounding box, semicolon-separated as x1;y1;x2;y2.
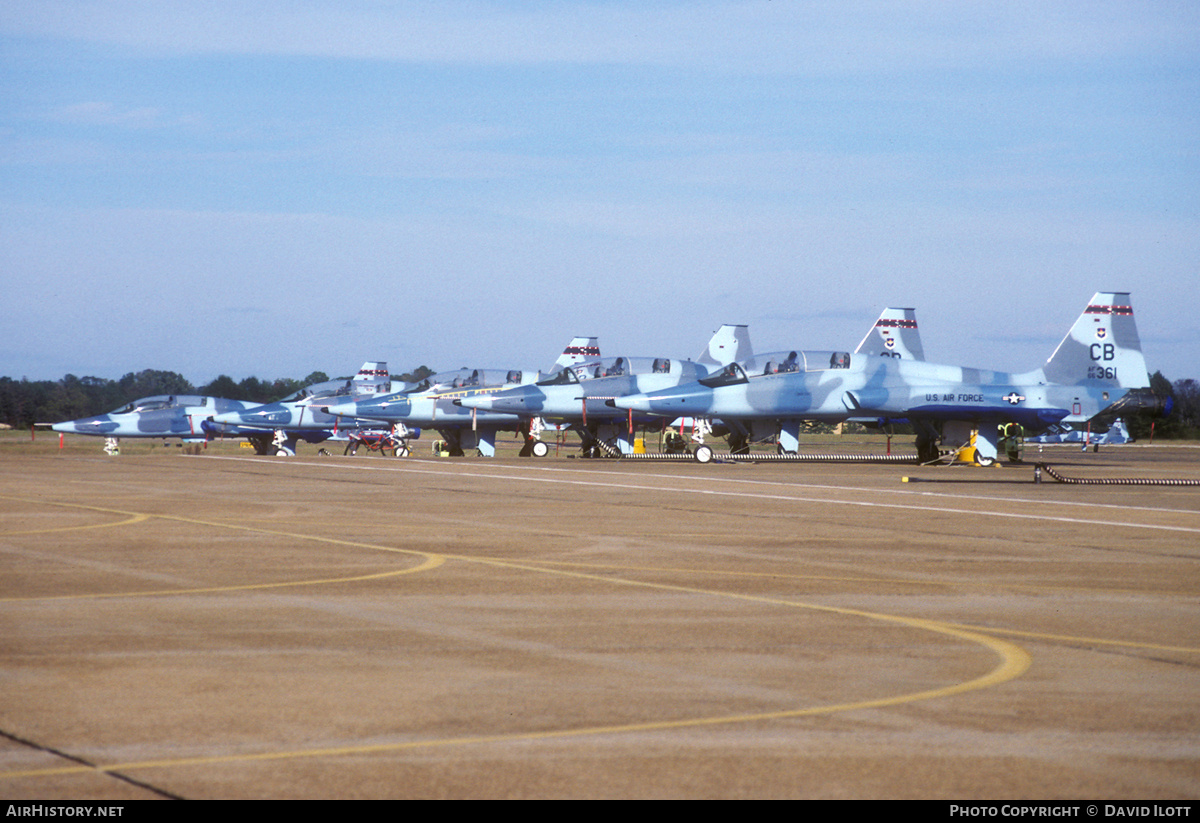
684;307;927;454
456;325;754;457
458;310;925;457
1025;418;1132;447
614;292;1162;464
205;361;395;455
320;337;601;457
51;394;263;455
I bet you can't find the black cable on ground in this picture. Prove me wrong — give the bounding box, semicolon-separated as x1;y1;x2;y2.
0;727;184;800
1036;463;1200;486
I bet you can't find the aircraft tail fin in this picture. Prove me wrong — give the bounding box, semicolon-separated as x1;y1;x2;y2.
353;362;390;394
854;308;924;360
698;324;753;367
1043;292;1149;389
554;337;600;369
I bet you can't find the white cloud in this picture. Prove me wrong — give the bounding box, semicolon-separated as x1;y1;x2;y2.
4;1;1196;71
47;101;167;127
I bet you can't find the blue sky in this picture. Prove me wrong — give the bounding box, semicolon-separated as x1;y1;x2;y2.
2;1;1197;385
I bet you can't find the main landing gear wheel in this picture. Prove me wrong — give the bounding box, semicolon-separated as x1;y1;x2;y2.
394;445;410;458
693;445;713;464
974;450;996;467
531;440;549;457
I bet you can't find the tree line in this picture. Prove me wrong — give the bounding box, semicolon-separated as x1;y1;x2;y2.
1127;372;1199;440
0;366;435;430
0;367;1195;438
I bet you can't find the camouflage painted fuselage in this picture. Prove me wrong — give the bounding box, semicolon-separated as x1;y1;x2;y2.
458;357;713;425
208;378;371;434
210;400;346;431
617;353;1093;430
51;395;261;440
616;292;1154;436
321;368;541;431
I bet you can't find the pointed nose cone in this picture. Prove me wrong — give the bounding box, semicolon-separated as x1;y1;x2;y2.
457;394;493;411
52;416;117;435
461;387;543;414
612;393;653;413
486;392;532;413
613;385;713;416
325;395;410;421
213;404;288;427
321;399;357;418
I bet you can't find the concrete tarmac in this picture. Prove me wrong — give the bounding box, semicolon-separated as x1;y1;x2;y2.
1;437;1198;799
